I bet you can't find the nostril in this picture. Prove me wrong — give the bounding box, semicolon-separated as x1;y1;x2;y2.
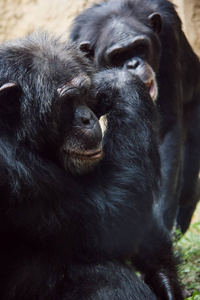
81;116;90;126
127;61;139;69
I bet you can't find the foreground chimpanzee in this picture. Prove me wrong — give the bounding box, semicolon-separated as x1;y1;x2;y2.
70;0;200;234
0;32;183;299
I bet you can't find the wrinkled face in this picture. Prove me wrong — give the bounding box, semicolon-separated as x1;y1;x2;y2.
0;35;103;176
78;13;162;101
56;75;103;175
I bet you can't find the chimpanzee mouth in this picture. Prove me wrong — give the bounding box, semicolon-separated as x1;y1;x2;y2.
145;79;158;101
61;147;103;175
69;148;103;160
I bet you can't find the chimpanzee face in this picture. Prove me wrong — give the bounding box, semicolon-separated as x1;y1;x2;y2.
0;33;103;175
56;74;103;175
72;6;162;101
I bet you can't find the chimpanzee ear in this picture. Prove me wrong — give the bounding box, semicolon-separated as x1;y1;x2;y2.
0;82;22;114
148;13;162;34
79;41;94;60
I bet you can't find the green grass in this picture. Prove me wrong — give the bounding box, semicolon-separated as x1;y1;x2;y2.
175;203;200;299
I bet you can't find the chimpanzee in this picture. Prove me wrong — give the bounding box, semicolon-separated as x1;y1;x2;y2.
70;0;200;234
0;32;183;299
0;33;182;300
0;32;179;299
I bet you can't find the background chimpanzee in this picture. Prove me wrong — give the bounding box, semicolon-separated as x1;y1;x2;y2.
70;0;200;234
0;32;183;299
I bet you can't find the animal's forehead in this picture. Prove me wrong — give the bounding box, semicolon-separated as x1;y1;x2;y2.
1;44;88;86
101;17;150;47
0;35;94;108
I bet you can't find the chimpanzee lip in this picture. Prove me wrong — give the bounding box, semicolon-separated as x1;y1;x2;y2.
145;80;152;88
68;148;103;160
145;79;157;101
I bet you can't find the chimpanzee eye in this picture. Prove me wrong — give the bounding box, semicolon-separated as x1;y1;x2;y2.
113;52;124;61
111;53;123;65
110;51;128;67
134;44;147;54
57;86;80;98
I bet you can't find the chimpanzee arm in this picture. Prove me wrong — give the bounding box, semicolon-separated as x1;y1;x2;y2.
94;69;160;178
93;69;160;193
132;203;184;300
86;69;161;255
92;70;183;300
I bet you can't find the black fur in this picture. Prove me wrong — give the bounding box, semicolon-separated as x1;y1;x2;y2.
0;32;163;299
70;0;200;234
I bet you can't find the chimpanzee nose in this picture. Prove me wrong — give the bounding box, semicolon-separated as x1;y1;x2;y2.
73;106;96;129
126;58;141;69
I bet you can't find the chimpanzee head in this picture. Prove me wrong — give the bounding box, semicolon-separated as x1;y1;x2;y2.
0;32;103;175
70;0;162;101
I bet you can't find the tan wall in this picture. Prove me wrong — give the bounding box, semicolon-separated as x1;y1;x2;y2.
0;0;199;56
171;0;200;56
0;0;98;42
